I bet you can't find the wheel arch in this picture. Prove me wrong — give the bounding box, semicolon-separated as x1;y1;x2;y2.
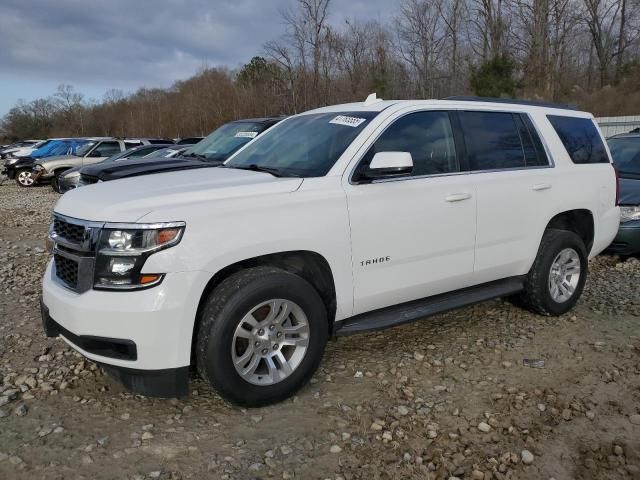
190;250;337;364
545;209;595;254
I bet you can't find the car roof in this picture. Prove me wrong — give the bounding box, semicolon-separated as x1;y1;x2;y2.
230;117;286;124
608;131;640;139
304;94;591;117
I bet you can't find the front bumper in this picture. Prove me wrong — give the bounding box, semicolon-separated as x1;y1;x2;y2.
607;220;640;255
41;260;209;396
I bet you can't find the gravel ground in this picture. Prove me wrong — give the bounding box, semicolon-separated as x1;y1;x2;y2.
1;182;640;480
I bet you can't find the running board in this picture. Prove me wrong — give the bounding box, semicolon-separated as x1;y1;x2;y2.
334;276;525;336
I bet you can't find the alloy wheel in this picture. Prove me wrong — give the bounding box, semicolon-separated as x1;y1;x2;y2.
231;299;310;386
548;247;581;303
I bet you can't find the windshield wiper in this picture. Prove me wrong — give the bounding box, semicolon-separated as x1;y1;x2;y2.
228;164;287;177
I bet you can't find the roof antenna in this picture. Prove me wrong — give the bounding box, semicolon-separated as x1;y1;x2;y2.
364;93;382;106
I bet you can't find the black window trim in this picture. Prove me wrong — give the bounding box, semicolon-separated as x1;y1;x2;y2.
349;108;554;185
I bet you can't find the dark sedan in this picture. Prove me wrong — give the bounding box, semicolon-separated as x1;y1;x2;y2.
608;132;640;255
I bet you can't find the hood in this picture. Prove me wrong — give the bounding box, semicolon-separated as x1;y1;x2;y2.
80;157;215;181
619;176;640;205
54;166;303;222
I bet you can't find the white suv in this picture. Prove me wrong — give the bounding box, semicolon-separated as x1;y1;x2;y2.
41;96;620;406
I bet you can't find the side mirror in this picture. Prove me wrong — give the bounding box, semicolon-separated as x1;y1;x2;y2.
365;151;413;178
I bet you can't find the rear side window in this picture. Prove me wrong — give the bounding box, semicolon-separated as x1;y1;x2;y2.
459;112;525;170
547;115;609;164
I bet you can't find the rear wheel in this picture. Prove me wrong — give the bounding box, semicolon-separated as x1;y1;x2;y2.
16;169;34;187
519;229;587;316
196;267;328;406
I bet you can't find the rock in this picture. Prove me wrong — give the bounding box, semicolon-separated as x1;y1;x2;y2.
398;405;409;416
14;404;27;417
414;352;425;361
0;409;8;419
141;432;154;440
471;470;485;479
629;414;640;425
501;361;513;368
329;445;342;454
614;445;624;456
521;450;534;465
251;415;263;423
371;422;383;431
562;409;572;421
0;396;10;407
477;422;492;433
280;445;293;455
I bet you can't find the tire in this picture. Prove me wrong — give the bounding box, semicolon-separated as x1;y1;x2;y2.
15;168;35;187
518;228;588;316
196;267;328;406
51;174;62;193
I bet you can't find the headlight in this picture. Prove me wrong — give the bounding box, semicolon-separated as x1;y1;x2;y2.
620;206;640;223
5;158;19;166
94;222;185;290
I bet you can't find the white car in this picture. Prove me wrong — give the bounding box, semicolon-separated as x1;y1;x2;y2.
0;139;44;159
41;96;619;406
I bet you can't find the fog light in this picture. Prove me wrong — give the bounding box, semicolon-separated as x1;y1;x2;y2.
109;258;136;275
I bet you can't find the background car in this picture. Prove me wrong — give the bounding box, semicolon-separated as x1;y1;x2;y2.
174;137;204;145
32;137;173;190
3;138;90;186
0;140;45;160
75;118;283;186
607;131;640;255
56;143;174;192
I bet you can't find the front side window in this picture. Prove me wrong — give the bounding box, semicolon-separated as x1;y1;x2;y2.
547;115;609;164
75;142;96;157
92;141;121;157
459;111;525;170
226;112;378;177
355;111;457;179
608;137;640;176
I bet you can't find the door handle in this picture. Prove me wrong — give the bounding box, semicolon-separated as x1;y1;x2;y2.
532;183;552;191
445;192;472;202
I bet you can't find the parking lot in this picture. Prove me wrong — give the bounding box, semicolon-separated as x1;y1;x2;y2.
0;182;637;479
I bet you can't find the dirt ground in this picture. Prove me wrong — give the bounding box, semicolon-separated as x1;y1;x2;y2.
1;181;640;480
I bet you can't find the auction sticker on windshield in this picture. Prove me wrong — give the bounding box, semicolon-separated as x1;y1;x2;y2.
234;131;258;138
329;115;367;128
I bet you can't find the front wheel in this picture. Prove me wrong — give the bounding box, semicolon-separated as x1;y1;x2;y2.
519;229;588;316
196;267;328;406
15;169;35;187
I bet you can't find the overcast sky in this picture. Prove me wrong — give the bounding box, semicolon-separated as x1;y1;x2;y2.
0;0;394;116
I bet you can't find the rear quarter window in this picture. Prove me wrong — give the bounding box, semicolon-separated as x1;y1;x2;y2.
547;115;609;164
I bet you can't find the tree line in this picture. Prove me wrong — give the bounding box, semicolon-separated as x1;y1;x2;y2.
2;0;640;142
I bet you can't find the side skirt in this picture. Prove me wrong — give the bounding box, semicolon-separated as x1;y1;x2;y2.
334;276;526;336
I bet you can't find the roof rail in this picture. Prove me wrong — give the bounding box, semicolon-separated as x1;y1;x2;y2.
443;96;578;111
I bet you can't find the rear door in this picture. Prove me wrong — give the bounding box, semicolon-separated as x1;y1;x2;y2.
345;109;477;314
456;110;556;283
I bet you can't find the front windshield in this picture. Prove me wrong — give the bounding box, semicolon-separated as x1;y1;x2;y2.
182;121;265;162
144;147;174;158
75;142;96;157
226;112;378;177
609;137;640;176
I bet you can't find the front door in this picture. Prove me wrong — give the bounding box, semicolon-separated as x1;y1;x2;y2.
345;110;477;315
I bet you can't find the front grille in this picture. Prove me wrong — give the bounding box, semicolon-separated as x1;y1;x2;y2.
54;254;79;289
53;217;86;244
